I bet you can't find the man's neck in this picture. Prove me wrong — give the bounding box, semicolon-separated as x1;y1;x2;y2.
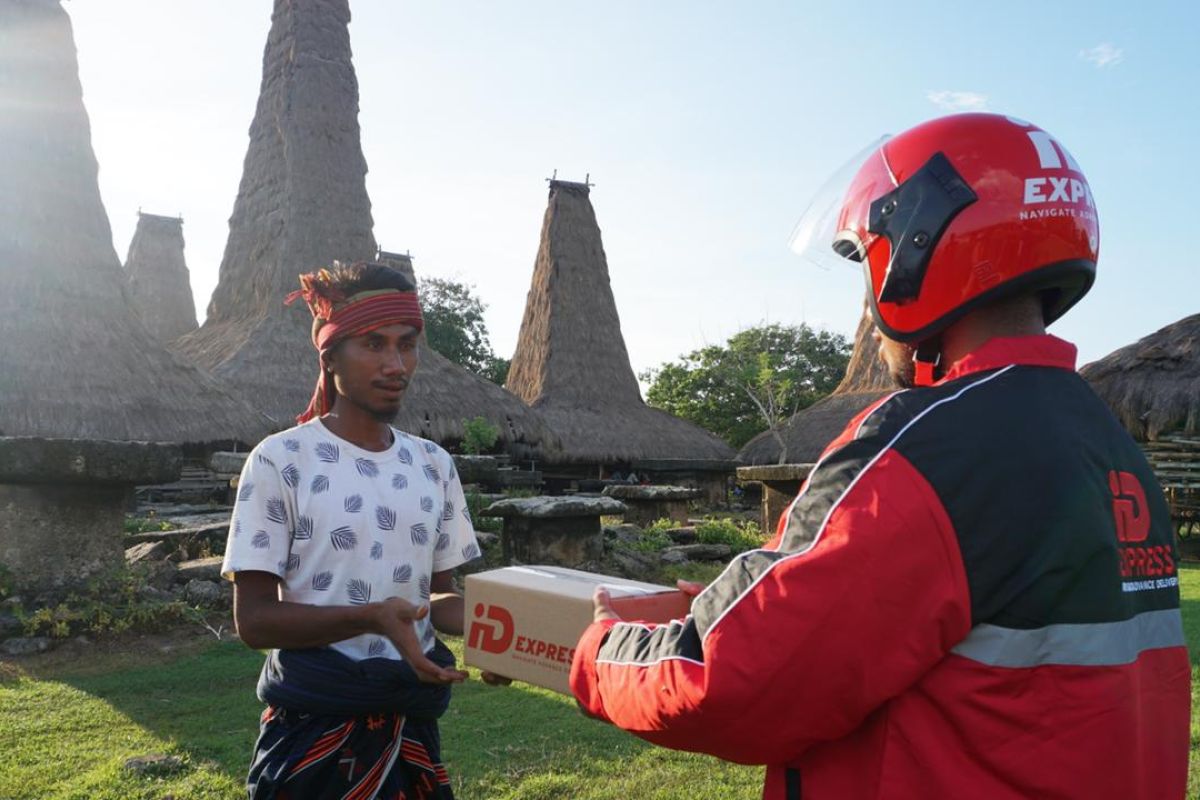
940;297;1046;367
320;400;394;452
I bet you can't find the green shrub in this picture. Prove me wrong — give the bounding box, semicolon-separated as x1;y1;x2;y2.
123;514;178;534
628;518;675;553
20;568;190;639
461;416;500;455
695;517;767;553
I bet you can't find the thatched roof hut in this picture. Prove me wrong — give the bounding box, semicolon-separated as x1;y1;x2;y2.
506;180;735;464
1080;313;1200;441
374;250;560;454
123;212;198;343
173;0;376;425
739;306;893;465
0;0;272;445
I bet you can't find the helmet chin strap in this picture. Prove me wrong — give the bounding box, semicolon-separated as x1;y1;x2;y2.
913;337;943;387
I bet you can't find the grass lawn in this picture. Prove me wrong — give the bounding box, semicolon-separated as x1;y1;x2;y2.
2;564;1199;799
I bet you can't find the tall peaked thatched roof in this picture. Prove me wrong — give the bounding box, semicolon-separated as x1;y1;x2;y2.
373;250;559;454
0;1;272;444
739;304;893;465
1080;313;1200;441
173;0;376;425
123;212;198;343
506;180;734;464
835;304;894;393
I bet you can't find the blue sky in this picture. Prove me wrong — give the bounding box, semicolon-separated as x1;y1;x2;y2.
68;1;1198;378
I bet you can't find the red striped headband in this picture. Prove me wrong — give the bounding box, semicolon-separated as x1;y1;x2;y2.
285;288;424;423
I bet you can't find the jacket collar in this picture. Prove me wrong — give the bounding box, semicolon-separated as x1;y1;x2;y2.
938;334;1077;384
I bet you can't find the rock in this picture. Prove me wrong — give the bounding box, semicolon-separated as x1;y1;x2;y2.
125;540;169;564
1;596;23;611
482;495;626;519
123;754;185;777
0;438;181;485
137;585;174;603
0;612;24;639
660;549;688;565
1;636;53;656
475;531;499;549
604;524;644;544
208;451;249;475
182;579;227;608
663;544;732;562
666;527;697;544
74;635;92;647
603;484;702;501
135;559;179;591
175;556;223;583
610;549;659;582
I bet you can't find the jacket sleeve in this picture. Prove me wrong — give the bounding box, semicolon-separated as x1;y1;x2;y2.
569;444;972;766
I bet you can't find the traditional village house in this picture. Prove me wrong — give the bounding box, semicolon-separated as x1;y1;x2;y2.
123;212;198;344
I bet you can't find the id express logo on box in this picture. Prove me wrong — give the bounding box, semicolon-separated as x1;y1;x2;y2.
468;603;577;667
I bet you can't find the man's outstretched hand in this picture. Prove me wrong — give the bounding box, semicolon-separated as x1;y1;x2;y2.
373;597;468;685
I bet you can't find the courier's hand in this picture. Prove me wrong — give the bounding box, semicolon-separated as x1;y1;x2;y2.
373;598;468;685
592;586;621;623
676;579;705;600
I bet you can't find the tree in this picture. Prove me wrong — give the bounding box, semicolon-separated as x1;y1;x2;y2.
418;277;509;384
640;323;852;449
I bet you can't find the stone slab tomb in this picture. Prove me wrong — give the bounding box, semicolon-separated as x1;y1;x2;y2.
481;495;626;568
736;464;815;536
0;438;180;597
602;484;701;526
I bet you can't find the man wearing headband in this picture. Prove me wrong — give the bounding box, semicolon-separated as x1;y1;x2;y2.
222;261;482;800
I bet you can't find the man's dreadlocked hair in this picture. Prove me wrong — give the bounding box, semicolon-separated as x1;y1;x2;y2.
291;261;416;321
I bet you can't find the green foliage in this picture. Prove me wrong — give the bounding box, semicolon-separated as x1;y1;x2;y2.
695;517;767;553
627;519;675;553
640;322;852;447
464;491;503;533
461;416;501;455
419;276;510;385
123;515;177;534
19;568;190;639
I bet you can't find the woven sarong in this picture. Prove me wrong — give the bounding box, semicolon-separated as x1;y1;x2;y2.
247;641;456;800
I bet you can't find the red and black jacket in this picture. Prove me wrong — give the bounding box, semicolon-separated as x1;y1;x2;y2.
571;335;1190;799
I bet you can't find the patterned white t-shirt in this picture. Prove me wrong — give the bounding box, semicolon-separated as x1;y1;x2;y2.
221;419;481;662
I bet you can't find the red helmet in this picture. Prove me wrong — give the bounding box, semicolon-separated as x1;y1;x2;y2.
831;113;1099;344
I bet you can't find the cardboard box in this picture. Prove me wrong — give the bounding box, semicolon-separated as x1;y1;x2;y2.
463;565;691;695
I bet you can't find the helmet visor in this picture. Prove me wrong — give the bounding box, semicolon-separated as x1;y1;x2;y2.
788;135;891;271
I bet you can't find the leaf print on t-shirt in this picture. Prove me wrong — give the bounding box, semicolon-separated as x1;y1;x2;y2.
256;453;275;468
398;446;413;466
266;498;287;524
423;441;438;454
281;464;300;489
344;494;363;513
462;543;481;561
368;639;386;657
311;475;330;494
391;473;408;491
251;530;270;549
330;526;357;551
418;575;431;600
420;496;434;513
442;500;455;521
283;438;301;452
312;571;333;591
347;579;372;605
423;464;441;483
436;532;451;552
393;564;413;583
285;553;300;572
355;458;379;478
315;441;340;463
238;483;255;502
376;506;396;531
410;523;429;546
294;515;314;541
370;541;383;560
